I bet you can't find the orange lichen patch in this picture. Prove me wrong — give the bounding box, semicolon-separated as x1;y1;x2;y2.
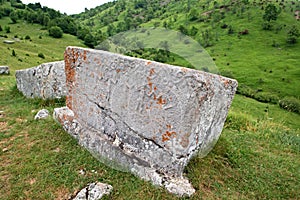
180;133;190;148
149;68;155;76
166;124;172;129
157;96;166;105
147;77;153;93
116;69;121;73
57;112;74;125
66;95;73;110
83;50;87;62
146;61;152;65
154;86;157;91
162;131;176;142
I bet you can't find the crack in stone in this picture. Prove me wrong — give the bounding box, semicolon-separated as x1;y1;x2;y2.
93;101;167;151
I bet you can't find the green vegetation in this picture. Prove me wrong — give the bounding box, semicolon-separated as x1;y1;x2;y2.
48;26;63;38
0;0;299;199
74;0;300;107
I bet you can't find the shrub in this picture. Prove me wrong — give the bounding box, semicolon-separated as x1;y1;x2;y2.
0;25;2;31
236;84;255;98
228;25;234;34
25;35;31;40
12;49;16;57
286;25;300;44
279;97;300;114
49;26;63;38
38;53;45;59
5;26;10;33
253;92;279;104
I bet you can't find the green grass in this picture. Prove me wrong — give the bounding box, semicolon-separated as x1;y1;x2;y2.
1;4;300;199
1;76;299;199
0;17;85;72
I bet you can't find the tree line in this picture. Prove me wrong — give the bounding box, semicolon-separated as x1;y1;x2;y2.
0;0;100;47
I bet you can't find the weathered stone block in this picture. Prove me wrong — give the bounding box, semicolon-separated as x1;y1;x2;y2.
54;46;238;196
16;61;66;99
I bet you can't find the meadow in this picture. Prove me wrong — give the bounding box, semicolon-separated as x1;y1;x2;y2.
0;2;300;198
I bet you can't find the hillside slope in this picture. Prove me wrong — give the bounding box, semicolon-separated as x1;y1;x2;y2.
74;0;300;102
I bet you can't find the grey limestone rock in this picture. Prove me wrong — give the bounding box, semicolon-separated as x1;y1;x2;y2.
34;109;50;120
15;61;66;99
54;46;238;196
0;66;10;75
72;182;113;200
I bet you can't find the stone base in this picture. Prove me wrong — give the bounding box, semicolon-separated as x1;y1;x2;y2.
54;106;195;196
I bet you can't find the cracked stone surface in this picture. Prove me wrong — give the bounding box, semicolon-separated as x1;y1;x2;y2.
54;46;238;196
15;61;66;99
72;182;113;200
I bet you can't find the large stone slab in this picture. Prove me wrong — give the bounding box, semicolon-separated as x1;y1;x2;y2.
54;46;238;196
16;61;66;99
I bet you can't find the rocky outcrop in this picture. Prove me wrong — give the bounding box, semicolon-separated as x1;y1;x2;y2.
16;61;66;99
54;47;238;196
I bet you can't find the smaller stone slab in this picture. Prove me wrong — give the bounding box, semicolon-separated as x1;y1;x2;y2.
0;66;10;75
16;61;66;99
3;40;15;44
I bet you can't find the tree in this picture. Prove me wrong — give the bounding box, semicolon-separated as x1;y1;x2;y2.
9;10;18;23
49;26;63;38
84;33;95;48
0;25;2;32
286;25;300;44
263;4;280;22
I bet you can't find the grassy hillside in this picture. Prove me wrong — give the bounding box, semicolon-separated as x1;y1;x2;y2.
75;0;300;103
0;0;300;199
0;17;85;72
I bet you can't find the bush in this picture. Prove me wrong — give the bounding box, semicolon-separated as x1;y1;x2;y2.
11;49;16;57
253;92;279;104
38;53;45;59
49;26;63;38
5;26;10;33
236;84;255;98
25;35;31;40
0;25;2;32
279;97;300;114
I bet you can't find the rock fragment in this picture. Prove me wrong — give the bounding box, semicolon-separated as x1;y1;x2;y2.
72;182;112;200
0;66;10;75
34;109;50;120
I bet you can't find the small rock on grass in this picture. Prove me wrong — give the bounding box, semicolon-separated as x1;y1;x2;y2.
34;109;50;120
0;66;10;75
72;182;113;200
